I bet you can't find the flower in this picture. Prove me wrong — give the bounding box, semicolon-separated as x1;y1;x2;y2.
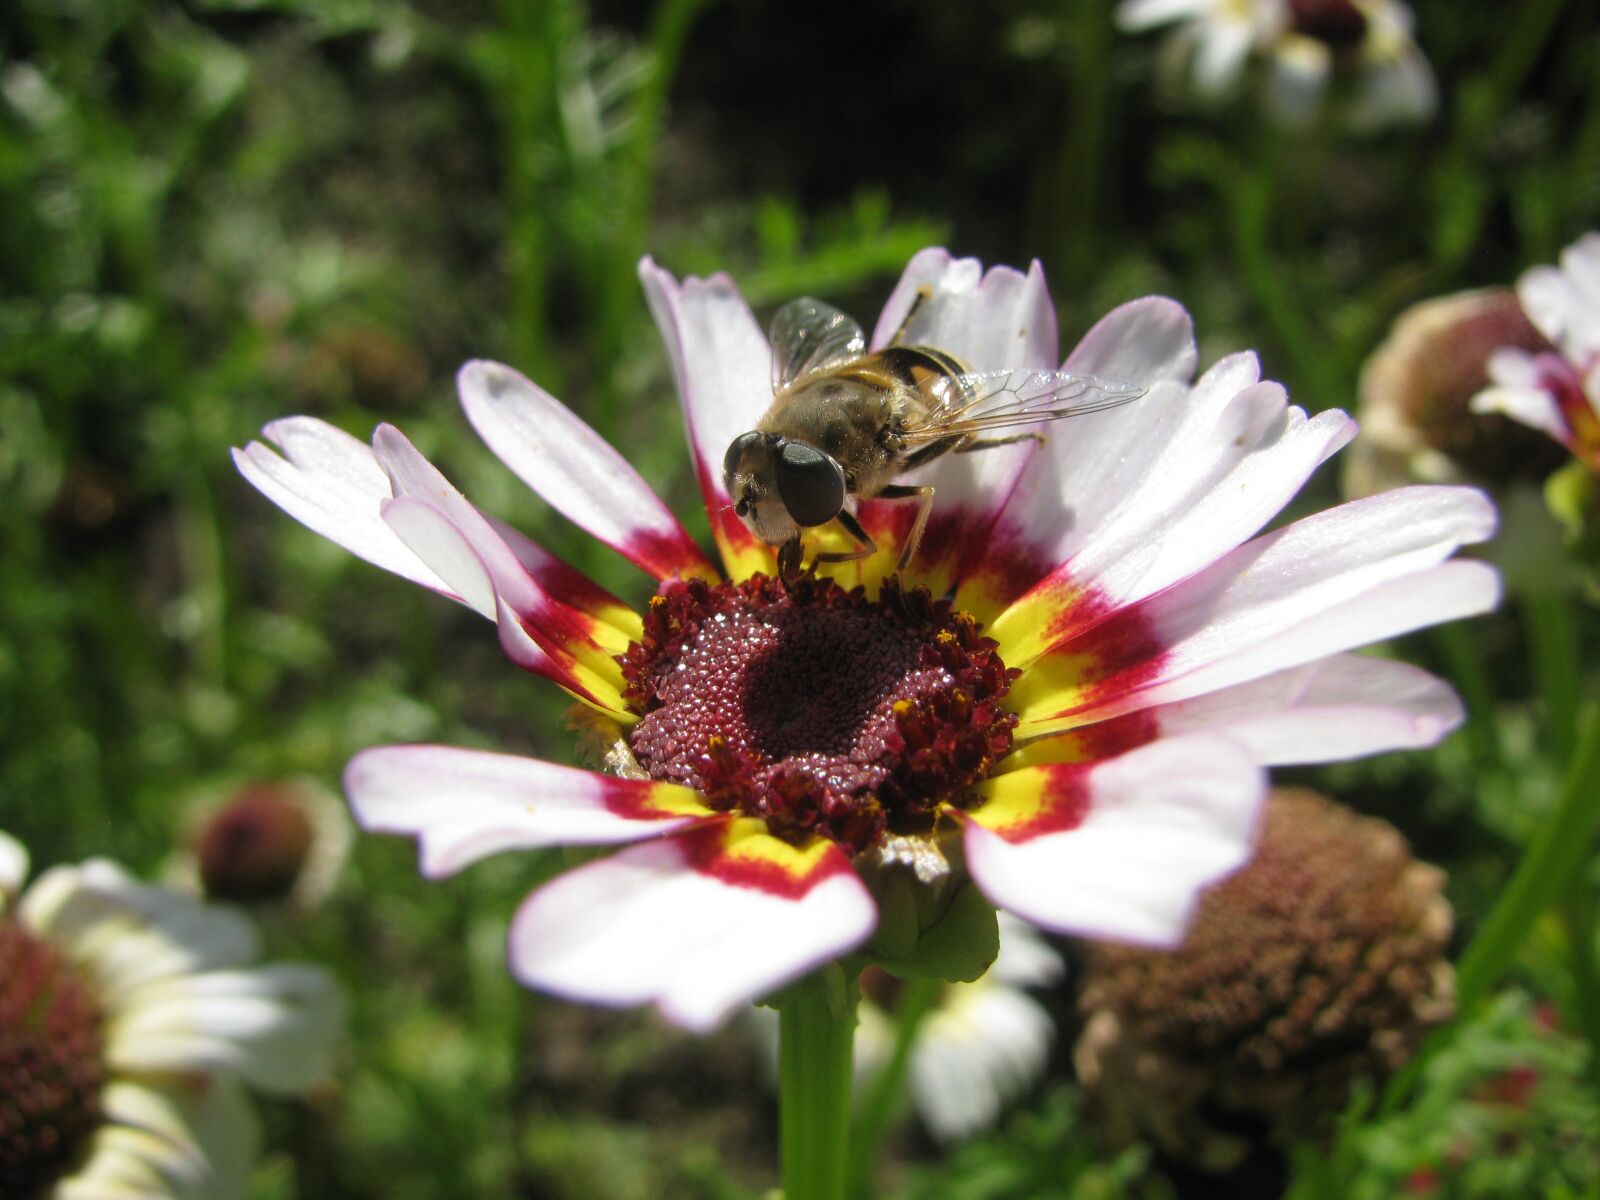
1344;288;1563;498
1074;788;1454;1170
167;778;352;911
1117;0;1436;129
234;249;1496;1032
1472;233;1600;471
0;828;341;1199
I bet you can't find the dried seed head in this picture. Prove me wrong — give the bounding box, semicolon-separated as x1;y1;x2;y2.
1075;788;1454;1169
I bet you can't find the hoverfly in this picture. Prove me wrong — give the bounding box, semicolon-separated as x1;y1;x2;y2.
722;293;1145;579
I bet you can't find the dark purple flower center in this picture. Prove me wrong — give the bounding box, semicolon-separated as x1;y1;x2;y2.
0;919;106;1198
619;575;1018;855
1288;0;1369;48
197;785;316;903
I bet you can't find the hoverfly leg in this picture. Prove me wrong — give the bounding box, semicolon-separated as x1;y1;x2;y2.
876;483;936;573
886;286;933;347
956;431;1046;452
813;509;877;566
777;538;804;583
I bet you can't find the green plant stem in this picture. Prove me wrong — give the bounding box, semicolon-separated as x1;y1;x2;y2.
1430;623;1502;772
498;0;558;385
1485;0;1567;111
1385;693;1600;1116
1222;134;1342;415
1049;0;1110;293
1455;698;1600;1010
780;983;858;1200
1524;593;1581;763
845;977;941;1199
1562;892;1600;1094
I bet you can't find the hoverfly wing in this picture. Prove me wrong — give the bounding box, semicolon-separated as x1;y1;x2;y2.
769;298;867;391
900;369;1145;442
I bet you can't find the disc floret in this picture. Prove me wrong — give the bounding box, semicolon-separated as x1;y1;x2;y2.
619;575;1019;855
0;920;106;1197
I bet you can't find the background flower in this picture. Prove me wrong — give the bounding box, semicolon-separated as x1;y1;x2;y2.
0;830;341;1200
1117;0;1435;128
1473;233;1600;471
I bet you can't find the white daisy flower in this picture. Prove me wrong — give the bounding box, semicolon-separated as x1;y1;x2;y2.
234;249;1495;1033
0;829;341;1200
1473;232;1600;471
1118;0;1437;129
166;778;353;913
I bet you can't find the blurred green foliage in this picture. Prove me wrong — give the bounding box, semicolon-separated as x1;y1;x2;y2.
1;0;1598;1196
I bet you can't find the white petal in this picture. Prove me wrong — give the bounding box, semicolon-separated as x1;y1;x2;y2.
1150;653;1464;763
972;352;1259;609
1473;381;1569;444
1520;234;1600;358
0;828;27;906
1062;295;1198;386
231;418;453;597
991;912;1066;988
78;1077;260;1200
965;736;1264;946
869;251;1059;370
380;495;498;618
639;258;774;565
508;827;877;1032
372;423;549;617
910;983;1055;1140
457;360;712;581
1116;0;1213;31
1063;395;1358;613
107;964;341;1094
1023;488;1499;727
21;863;260;1004
1192;18;1254;94
343;744;708;878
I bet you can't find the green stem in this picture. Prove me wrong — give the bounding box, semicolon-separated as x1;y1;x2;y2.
1222;135;1342;415
1049;0;1110;293
1431;623;1502;772
1485;0;1567;112
497;0;559;382
779;981;858;1200
1562;893;1600;1095
1523;593;1581;763
1384;694;1600;1115
1455;698;1600;1010
845;978;941;1199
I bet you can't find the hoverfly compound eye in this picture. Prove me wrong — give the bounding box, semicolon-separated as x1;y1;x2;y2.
774;441;846;527
724;430;767;480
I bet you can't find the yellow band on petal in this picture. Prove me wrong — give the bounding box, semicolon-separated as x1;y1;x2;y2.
967;762;1091;841
688;818;852;895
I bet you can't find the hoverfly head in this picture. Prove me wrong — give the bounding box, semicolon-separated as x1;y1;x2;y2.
723;430;797;545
